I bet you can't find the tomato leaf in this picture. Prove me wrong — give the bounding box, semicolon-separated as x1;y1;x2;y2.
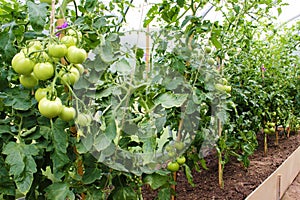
143;173;169;190
157;187;171;200
155;93;188;108
26;1;47;32
111;187;137;200
45;182;75;200
51;119;69;179
176;0;185;7
184;164;195;186
0;31;17;62
0;157;15;196
3;142;38;195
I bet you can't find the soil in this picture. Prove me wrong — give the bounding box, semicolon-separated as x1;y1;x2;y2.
142;131;300;200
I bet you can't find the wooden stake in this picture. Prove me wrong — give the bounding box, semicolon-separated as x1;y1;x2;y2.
264;132;268;156
276;174;281;200
218;119;223;188
171;172;177;200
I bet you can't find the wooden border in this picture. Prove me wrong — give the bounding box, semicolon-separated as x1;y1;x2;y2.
245;145;300;200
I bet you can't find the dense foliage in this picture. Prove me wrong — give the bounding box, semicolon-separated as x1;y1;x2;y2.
0;0;300;199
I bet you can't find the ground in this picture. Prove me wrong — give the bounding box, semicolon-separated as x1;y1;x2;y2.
143;132;300;200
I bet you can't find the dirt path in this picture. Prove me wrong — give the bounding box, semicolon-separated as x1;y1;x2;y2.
143;132;300;199
282;172;300;200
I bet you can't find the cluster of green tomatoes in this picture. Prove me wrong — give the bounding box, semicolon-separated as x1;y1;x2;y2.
165;141;186;172
11;29;87;121
264;122;276;135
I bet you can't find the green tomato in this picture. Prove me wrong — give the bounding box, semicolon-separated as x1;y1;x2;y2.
38;97;63;118
66;46;87;64
224;85;232;93
19;73;38;88
60;67;80;85
215;84;231;93
263;128;270;134
207;58;215;65
76;113;92;126
74;64;85;74
61;36;77;48
167;161;180;172
33;62;54;80
220;78;228;85
67;29;82;41
269;128;275;134
167;151;176;158
35;87;49;102
174;141;184;151
12;52;35;75
28;41;42;50
176;156;186;165
59;106;76;121
48;44;68;58
204;46;212;54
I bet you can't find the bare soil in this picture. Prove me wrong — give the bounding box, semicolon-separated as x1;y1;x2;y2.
143;132;300;200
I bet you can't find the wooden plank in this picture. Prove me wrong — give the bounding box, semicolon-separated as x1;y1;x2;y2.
246;145;300;200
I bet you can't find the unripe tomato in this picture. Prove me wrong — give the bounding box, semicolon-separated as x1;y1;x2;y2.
76;113;92;126
67;29;82;41
33;62;54;80
61;36;77;48
66;46;87;64
48;44;67;58
220;78;228;85
38;97;63;118
207;58;215;65
174;141;184;151
28;41;42;50
205;46;212;54
74;64;85;74
263;128;270;134
176;156;186;165
60;67;80;85
167;161;180;172
59;106;76;121
215;83;231;93
12;52;35;75
224;85;232;93
35;88;49;102
19;73;38;88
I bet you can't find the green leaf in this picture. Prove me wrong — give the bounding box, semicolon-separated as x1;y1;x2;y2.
210;36;222;49
3;142;38;194
0;31;17;62
113;58;132;75
51;119;69;178
82;166;102;184
3;142;25;177
176;0;185;7
27;1;48;31
155;93;188;108
41;166;60;183
158;187;171;200
143;173;169;190
184;164;195;186
94;133;111;151
0;157;15;196
45;183;75;200
98;42;116;63
111;187;137;200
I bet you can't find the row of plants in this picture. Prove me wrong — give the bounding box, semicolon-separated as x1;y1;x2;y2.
0;0;300;199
